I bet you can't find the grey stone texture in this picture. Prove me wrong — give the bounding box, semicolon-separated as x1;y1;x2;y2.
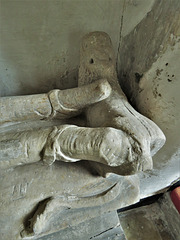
118;192;180;240
35;211;125;240
0;31;165;239
0;0;180;239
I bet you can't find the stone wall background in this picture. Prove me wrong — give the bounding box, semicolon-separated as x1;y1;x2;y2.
0;0;179;196
0;0;155;96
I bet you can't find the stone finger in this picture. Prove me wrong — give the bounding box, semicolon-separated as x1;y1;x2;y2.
48;79;112;119
56;126;134;167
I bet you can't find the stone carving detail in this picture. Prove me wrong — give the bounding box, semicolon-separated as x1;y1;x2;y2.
0;32;165;175
0;32;166;239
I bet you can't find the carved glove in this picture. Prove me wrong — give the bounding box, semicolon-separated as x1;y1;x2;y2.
45;31;166;176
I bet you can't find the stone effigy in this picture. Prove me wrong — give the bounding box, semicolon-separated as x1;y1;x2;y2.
0;32;166;239
0;31;165;173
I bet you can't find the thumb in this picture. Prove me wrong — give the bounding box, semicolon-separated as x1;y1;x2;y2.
48;79;111;119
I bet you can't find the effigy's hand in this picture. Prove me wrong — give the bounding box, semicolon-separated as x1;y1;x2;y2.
0;32;165;176
0;79;111;125
43;85;165;175
48;78;112;119
74;31;166;175
43;82;165;175
42;31;166;176
43;124;153;175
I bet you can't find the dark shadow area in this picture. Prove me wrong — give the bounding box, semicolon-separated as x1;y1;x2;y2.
22;197;52;235
117;192;164;213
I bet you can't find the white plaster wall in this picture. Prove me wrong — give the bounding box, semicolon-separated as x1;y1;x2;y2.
0;0;155;97
0;0;124;96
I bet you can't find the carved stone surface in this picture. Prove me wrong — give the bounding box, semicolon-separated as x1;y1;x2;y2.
0;32;165;174
0;161;139;239
0;32;166;239
78;31;165;176
36;211;126;240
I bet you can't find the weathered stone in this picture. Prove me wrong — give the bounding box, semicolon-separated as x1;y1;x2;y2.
118;192;180;240
0;1;179;239
0;31;166;239
78;31;165;176
32;211;124;240
0;161;139;239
